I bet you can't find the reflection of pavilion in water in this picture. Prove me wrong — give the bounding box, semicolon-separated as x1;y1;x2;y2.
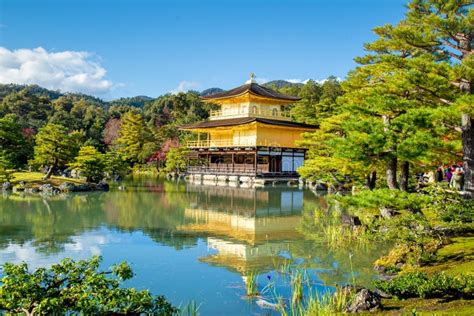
179;184;310;274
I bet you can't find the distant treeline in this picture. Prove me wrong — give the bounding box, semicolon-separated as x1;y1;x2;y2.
0;78;342;178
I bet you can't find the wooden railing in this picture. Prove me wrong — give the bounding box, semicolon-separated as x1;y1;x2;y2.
187;164;270;175
209;108;292;121
186;139;285;148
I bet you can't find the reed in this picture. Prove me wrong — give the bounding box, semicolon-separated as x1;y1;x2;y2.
244;271;259;297
291;270;304;305
279;260;292;275
272;264;354;316
180;300;201;316
322;224;369;249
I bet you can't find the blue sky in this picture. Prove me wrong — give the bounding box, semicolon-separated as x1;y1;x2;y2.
0;0;408;99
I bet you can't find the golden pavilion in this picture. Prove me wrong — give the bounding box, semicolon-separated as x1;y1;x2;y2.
180;74;317;180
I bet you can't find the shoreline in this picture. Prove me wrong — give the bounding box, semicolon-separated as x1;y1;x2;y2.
2;171;109;194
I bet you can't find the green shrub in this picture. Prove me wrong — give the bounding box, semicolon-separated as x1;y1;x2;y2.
374;272;474;299
336;189;430;213
0;256;177;315
422;185;474;224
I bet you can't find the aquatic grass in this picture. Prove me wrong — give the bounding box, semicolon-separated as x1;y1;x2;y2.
179;300;201;316
348;252;356;285
269;264;356;316
322;224;370;249
244;271;259;297
279;259;293;275
279;287;354;316
272;257;293;276
291;270;304;304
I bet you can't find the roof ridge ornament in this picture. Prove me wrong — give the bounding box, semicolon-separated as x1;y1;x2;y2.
246;72;256;84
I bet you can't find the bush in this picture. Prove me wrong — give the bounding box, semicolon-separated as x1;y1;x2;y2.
422;185;474;224
337;189;430;213
0;256;177;315
374;272;474;299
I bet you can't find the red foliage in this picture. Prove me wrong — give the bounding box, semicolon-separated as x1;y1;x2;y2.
21;127;36;139
147;138;180;164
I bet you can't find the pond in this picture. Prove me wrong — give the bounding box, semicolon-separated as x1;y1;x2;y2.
0;178;390;315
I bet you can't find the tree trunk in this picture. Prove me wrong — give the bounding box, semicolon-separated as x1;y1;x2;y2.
462;113;474;199
365;170;377;190
399;161;409;192
43;165;54;180
383;115;398;190
386;156;398;190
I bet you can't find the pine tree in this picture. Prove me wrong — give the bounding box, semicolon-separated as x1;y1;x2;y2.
31;123;82;179
115;112;156;164
387;0;474;197
0;114;29;168
300;0;465;191
69;146;105;183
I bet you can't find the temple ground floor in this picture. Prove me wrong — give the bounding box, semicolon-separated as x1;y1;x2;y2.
186;146;306;183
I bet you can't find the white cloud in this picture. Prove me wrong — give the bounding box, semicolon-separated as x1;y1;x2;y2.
285;78;310;84
315;77;342;84
170;80;199;94
0;46;114;95
284;77;342;85
0;232;111;269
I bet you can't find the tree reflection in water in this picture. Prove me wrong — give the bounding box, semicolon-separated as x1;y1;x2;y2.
0;178;390;290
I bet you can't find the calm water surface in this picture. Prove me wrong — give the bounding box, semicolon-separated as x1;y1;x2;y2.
0;178;389;315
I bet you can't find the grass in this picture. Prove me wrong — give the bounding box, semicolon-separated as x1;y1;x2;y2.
378;297;474;315
415;236;474;276
322;224;369;249
279;288;354;316
10;171;86;187
291;270;304;304
180;300;201;316
244;271;259;297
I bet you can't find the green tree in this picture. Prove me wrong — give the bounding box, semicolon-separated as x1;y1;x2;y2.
69;146;105;183
0;256;177;315
386;0;474;197
115;112;156;164
0;87;53;130
31;123;82;179
103;150;129;177
300;1;466;192
0;114;29;168
291;80;321;124
164;148;189;174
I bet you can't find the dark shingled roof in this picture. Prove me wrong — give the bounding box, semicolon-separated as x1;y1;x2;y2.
201;82;301;101
179;117;318;130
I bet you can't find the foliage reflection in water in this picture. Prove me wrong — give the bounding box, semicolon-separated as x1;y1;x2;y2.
0;177;390;315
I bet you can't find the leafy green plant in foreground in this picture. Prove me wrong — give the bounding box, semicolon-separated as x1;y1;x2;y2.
0;256;177;315
374;272;474;300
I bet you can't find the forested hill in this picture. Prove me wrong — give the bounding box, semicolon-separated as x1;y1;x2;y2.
108;96;154;108
263;80;304;89
200;88;224;96
0;78;342;170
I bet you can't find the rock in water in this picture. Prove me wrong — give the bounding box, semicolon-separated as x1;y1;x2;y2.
346;289;381;313
2;182;12;191
39;183;54;193
97;180;109;191
59;182;76;192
